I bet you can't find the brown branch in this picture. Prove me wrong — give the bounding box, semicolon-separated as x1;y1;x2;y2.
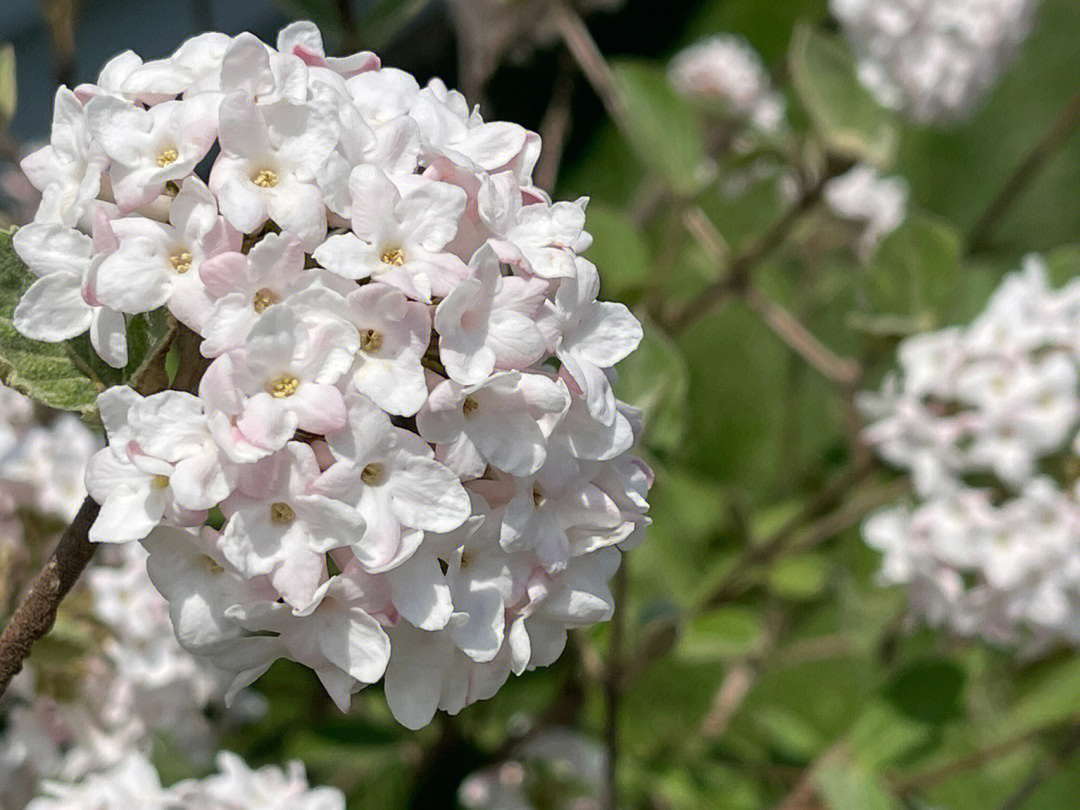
969;86;1080;253
744;285;861;387
534;49;577;193
0;496;99;696
601;557;628;810
662;166;843;335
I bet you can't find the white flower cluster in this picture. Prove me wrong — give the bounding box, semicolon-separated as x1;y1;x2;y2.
12;21;651;729
823;163;908;258
831;0;1042;123
860;256;1080;644
668;35;785;133
0;387;97;525
26;750;344;810
1;540;252;810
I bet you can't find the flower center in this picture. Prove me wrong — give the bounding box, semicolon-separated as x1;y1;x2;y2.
532;487;545;508
360;462;386;486
381;247;405;266
157;148;179;167
267;374;300;398
252;288;278;313
152;474;170;489
253;169;279;188
202;555;224;574
462;396;480;416
269;502;296;524
169;251;193;274
358;329;383;353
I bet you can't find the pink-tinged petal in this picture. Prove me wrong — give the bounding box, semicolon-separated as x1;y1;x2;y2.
312;232;376;281
290;383;348;435
198;251;249;297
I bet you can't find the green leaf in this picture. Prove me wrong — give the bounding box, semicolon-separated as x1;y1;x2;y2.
678;606;764;661
0;230;100;413
816;761;901;810
611;59;709;196
586;202;652;298
852;213;962;335
767;552;832;601
885;659;966;725
789;24;896;165
0;44;15;124
614;316;687;454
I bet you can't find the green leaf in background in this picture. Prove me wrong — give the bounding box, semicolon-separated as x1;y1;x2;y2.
789;24;896;166
1044;244;1080;287
586;202;652;299
615;317;687;454
851;212;962;335
611;59;709;196
816;760;901;810
0;44;15;125
767;552;832;601
0;231;99;413
678;605;764;661
885;659;966;725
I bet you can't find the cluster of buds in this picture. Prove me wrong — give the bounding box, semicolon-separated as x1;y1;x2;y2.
667;34;786;134
26;751;344;810
860;257;1080;645
831;0;1042;123
12;21;651;729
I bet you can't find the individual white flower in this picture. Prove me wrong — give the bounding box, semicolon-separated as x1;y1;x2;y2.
417;371;569;478
340;283;431;416
220;442;364;610
90;177;240;328
25;752;172;810
85;94;219;210
435;243;548;385
201;301;358;445
317;393;470;572
479;172;588;279
12;221;129;368
20;88;107;228
85;387;237;543
313;164;468;302
209;93;339;249
543;259;643;425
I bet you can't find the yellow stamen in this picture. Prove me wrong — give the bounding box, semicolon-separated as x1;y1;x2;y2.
170;252;193;274
462;396;479;416
252;288;278;313
267;374;300;398
253;169;279;188
152;474;170;489
269;502;296;524
157;148;179;167
381;247;405;266
360;462;386;486
203;555;224;574
358;329;383;353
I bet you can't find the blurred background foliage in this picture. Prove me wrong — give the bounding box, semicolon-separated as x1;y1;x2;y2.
6;1;1080;809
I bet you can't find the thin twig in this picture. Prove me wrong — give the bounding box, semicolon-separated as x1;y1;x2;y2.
534;49;577;193
662;167;841;335
744;285;861;386
602;558;628;810
997;722;1080;810
551;2;633;143
0;497;99;696
969;86;1080;252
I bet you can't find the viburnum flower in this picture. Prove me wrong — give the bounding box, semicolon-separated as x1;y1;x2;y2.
13;21;652;729
861;255;1080;647
831;0;1042;124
